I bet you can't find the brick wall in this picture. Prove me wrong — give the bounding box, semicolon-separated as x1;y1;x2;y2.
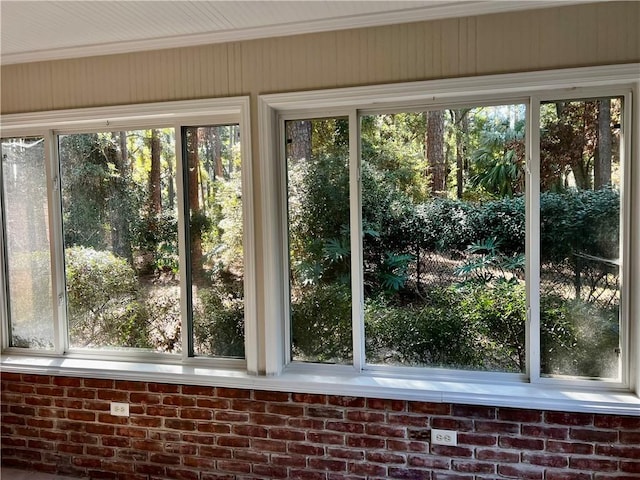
1;373;639;480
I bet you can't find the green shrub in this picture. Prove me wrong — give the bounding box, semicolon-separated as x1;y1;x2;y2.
65;246;148;348
291;283;352;364
193;271;245;358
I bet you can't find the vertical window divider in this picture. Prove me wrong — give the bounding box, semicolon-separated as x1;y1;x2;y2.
175;125;191;361
0;144;9;350
350;110;365;372
47;130;68;354
527;97;541;383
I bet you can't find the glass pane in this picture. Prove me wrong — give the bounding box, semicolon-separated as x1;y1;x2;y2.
362;106;527;372
59;130;180;351
539;97;622;380
185;126;244;358
1;137;54;349
286;118;352;364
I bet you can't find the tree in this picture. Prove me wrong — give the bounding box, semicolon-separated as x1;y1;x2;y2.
594;98;612;189
426;111;446;196
149;129;162;215
449;109;470;199
286;120;312;162
185;127;204;281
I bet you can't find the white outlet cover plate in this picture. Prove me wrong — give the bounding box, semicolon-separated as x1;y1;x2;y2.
431;428;457;446
110;402;130;417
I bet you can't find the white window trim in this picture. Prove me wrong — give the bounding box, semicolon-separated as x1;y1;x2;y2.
1;67;639;416
0;97;258;374
257;64;640;412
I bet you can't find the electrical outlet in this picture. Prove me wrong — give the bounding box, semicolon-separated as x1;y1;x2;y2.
431;428;457;446
110;402;129;417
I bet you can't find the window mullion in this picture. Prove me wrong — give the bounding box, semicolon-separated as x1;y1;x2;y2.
175;126;191;362
527;97;541;383
350;110;365;372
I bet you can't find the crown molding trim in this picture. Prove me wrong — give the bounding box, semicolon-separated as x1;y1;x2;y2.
1;1;589;66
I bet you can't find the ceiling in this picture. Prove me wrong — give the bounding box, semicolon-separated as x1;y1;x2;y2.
1;1;587;65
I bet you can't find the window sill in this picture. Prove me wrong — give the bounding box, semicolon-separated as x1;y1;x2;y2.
1;354;638;416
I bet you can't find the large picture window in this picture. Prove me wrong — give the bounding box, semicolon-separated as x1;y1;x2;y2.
261;66;637;393
0;98;253;364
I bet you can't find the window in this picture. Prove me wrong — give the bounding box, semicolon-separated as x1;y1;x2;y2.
260;65;638;395
0;98;255;367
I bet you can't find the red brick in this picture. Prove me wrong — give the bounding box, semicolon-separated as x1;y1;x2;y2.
326;421;364;434
180;408;212;420
149;453;180;465
387;440;428;453
327;447;365;460
476;449;519;463
254;390;291;402
475;420;519;434
69;432;99;445
570;427;618;442
569;458;618;472
388;414;429;427
367;451;406;464
232;399;266;412
367;398;405;411
26;418;54;429
498;465;543;479
522;452;568;468
10;405;36;416
407;429;430;441
268;404;304;416
408;402;451;415
308;431;346;445
216;460;251;473
215;410;249;422
547;440;594;454
521;424;568;440
349;463;387;477
270;428;306;441
96;413;128;424
232;424;268;437
499;436;544;450
457;433;497;446
346;410;385;422
54;377;81;387
181;385;215;396
181;433;215;445
290;470;326;480
68;410;95;421
431;445;473;458
620;461;640;473
594;415;640;429
197;422;230;434
252;464;288;478
217;388;251;399
83;400;110;411
130;392;161;404
286;417;323;430
165;443;197;455
24;397;52;406
292;393;327;404
40;430;68;441
309;458;347;471
146;405;178;417
498;408;542;423
288;443;324;456
102;436;130;447
328;396;366;408
131;416;163;428
366;424;405;438
148;383;179;393
83;378;114;388
27;439;55;450
114;380;145;391
115;427;146;438
596;444;640;459
452;405;496;419
217;436;250;448
163;395;195;407
166;467;200;480
546;412;593;426
431;417;474;431
86;446;115;457
97;390;128;402
131;440;164;452
387;467;431;479
5;384;35;394
73;457;102;468
620;431;640;444
197;398;230;409
271;454;308;468
199;446;233;458
545;471;592;480
164;419;196;431
452;460;495;474
251;413;287;426
35;386;65;396
408;454;450;469
252;438;287;453
308;406;345;419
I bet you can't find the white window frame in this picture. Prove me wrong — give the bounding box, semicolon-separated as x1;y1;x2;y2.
0;97;258;374
258;64;640;412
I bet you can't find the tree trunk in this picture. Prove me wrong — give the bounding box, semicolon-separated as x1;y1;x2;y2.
185;127;203;282
149;129;162;215
286;120;312;162
452;110;469;199
107;133;132;263
426;111;446;196
594;98;612;189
